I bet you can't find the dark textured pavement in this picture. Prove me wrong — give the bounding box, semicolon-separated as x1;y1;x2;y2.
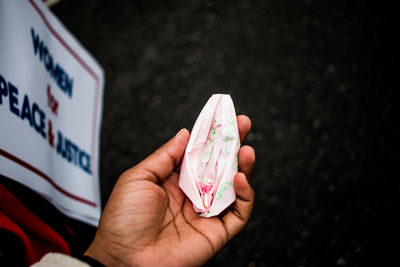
53;1;398;266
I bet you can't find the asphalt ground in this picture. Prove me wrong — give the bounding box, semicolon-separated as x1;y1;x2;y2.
52;1;398;266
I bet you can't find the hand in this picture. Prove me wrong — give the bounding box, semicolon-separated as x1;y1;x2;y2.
85;115;256;266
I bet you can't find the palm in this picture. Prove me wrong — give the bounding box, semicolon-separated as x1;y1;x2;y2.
101;171;228;266
149;172;228;266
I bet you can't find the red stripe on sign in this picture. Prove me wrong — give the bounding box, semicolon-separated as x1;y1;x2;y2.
0;149;97;207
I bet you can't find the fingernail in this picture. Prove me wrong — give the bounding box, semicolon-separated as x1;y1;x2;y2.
175;128;184;137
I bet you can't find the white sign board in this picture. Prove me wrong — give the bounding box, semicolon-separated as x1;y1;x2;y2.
0;0;104;226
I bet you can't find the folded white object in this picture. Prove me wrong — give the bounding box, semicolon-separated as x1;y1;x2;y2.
179;94;240;217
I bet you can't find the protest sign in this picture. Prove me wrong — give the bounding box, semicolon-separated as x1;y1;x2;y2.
0;0;104;226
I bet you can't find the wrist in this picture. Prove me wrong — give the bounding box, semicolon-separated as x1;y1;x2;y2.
77;254;106;267
84;235;128;267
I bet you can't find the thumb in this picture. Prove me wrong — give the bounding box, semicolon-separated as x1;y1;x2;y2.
122;129;190;183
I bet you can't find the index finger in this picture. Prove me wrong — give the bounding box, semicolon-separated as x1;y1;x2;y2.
237;115;251;143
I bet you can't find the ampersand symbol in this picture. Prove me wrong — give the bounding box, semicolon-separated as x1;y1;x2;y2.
48;120;54;148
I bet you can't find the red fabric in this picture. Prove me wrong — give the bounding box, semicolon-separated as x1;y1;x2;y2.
0;211;36;263
0;184;70;265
